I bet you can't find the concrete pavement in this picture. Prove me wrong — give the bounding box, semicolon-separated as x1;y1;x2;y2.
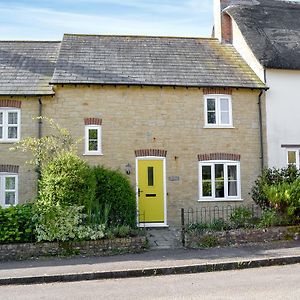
0;241;300;285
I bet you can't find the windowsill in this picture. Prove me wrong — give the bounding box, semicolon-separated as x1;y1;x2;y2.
203;125;235;129
83;152;103;156
198;198;243;202
0;140;20;144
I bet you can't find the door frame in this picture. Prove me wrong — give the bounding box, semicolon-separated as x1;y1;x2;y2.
135;156;168;227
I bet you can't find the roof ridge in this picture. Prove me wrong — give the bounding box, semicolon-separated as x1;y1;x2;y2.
63;33;217;40
0;40;61;43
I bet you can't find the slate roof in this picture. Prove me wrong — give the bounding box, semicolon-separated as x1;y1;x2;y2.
51;34;265;89
0;41;61;95
225;0;300;69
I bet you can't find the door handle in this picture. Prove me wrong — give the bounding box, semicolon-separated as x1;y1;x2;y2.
138;188;143;197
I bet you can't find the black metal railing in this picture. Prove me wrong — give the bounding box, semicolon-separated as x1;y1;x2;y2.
180;204;261;246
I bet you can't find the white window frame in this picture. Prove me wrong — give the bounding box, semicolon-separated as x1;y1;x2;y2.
0;174;18;207
84;125;102;155
204;94;233;128
286;148;300;169
198;160;241;201
0;108;21;143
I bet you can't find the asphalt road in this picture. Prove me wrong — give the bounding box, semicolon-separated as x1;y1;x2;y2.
1;264;300;300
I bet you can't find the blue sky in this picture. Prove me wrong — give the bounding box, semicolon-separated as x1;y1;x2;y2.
0;0;213;40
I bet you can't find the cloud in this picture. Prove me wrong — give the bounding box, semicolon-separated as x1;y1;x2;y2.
0;1;213;40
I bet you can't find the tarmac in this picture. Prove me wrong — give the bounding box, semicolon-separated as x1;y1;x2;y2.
1;240;300;285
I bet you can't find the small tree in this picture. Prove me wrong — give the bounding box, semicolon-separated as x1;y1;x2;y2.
11;117;80;169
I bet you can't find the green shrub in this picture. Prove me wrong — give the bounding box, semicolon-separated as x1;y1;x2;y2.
263;178;300;222
0;204;35;243
257;209;287;228
251;166;300;209
38;152;93;208
229;207;254;229
209;219;231;231
34;204;105;242
92;166;136;228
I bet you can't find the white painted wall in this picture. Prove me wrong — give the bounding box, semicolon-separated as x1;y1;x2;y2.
265;69;300;168
231;18;265;82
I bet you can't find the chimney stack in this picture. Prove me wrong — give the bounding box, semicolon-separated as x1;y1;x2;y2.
213;0;233;43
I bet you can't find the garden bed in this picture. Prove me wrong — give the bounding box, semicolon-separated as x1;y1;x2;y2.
185;225;300;248
0;235;147;261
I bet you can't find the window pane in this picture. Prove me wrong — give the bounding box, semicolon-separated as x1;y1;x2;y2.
5;192;15;205
8;127;17;139
220;112;230;124
220;98;229;111
228;165;237;180
148;167;154;186
0;127;2;139
202;165;212;197
8;112;18;125
5;177;15;190
0;112;3;124
215;164;224;198
215;164;224;178
228;181;238;196
207;112;216;124
88;141;98;151
207;99;215;111
288;151;296;164
202;166;211;180
202;181;212;197
89;129;98;140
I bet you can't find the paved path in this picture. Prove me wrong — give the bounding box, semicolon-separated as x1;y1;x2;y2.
1;264;300;299
0;241;300;285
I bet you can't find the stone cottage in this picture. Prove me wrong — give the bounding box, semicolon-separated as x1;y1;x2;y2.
0;34;266;227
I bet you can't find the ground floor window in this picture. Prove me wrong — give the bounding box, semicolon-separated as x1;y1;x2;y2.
286;148;300;169
199;161;241;201
0;174;18;207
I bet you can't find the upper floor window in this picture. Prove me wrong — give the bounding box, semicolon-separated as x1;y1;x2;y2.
199;160;241;201
0;174;18;207
0;109;20;142
204;95;232;127
287;148;300;169
84;125;102;155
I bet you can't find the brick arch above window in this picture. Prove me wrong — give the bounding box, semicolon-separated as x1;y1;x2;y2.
0;100;21;108
84;118;102;125
135;149;167;157
0;165;19;173
198;153;240;161
203;88;232;95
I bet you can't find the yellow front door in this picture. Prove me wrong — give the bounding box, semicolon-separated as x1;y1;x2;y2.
137;159;165;223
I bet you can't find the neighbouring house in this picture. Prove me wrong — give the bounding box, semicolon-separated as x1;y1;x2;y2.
213;0;300;169
0;34;266;227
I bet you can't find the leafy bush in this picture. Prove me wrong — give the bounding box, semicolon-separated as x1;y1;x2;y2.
229;207;254;229
92;166;136;228
257;209;287;228
0;204;35;243
38;152;93;208
34;205;105;242
263;178;300;221
251;166;300;209
105;225;141;239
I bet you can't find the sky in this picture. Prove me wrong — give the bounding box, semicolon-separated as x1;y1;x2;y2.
0;0;213;40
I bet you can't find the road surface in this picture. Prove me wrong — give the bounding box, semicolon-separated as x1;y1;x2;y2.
1;264;300;299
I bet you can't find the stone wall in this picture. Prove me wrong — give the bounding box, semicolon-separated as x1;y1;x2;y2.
0;236;147;261
44;85;262;226
1;86;263;227
186;225;300;248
